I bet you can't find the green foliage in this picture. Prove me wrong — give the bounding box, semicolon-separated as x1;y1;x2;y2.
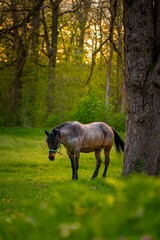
0;128;160;240
45;114;60;128
0;0;125;128
72;91;107;124
0;67;12;126
71;94;125;131
53;63;90;124
21;60;48;127
0;58;125;128
106;105;126;131
1;176;160;240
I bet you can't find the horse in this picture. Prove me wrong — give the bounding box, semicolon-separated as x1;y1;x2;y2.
45;121;124;180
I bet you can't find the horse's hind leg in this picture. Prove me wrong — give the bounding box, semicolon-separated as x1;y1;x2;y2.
92;149;102;179
102;148;111;178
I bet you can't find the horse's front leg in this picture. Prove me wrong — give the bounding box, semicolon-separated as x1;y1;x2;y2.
92;149;102;179
68;154;74;180
68;152;80;180
73;153;80;180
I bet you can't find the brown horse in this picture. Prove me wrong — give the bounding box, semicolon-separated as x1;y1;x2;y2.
45;121;124;180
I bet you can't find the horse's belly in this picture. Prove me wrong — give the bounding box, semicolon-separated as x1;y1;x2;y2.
80;138;104;153
81;148;99;153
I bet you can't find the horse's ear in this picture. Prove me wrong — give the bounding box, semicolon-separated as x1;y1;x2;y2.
45;130;49;136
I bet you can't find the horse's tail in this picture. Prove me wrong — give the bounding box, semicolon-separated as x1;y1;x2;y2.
112;128;124;153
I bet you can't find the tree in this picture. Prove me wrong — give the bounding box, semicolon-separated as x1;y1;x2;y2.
0;0;44;125
10;0;27;125
41;0;62;115
73;0;91;62
123;0;160;175
0;0;125;127
84;0;124;112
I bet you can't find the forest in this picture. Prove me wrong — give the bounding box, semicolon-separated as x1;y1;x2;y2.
1;1;160;238
0;0;125;129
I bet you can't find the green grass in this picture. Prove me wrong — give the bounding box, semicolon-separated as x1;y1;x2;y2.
0;128;160;240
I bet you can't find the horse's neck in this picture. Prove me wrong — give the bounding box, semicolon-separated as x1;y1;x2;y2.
59;127;80;149
59;128;70;144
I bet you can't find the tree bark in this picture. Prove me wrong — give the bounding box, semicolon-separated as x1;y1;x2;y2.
10;0;27;125
106;43;113;105
115;1;123;112
123;0;160;175
74;0;91;62
41;0;60;114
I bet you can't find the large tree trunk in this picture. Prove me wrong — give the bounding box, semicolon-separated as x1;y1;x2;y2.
123;0;160;175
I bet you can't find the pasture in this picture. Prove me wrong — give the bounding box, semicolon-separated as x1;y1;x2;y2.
0;127;160;240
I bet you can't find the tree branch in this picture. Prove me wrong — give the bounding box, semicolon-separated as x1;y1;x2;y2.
0;0;45;36
85;0;120;86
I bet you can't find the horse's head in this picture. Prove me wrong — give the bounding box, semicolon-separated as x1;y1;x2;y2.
45;129;60;161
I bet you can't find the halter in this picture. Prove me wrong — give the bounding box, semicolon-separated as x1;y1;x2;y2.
49;138;60;153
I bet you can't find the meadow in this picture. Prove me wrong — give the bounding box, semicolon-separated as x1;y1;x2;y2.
0;127;160;240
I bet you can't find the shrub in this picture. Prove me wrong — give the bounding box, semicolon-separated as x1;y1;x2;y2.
71;91;107;124
45;114;60;128
72;94;125;131
106;110;126;132
0;176;160;240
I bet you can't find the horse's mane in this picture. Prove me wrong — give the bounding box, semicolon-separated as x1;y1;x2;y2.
54;121;75;130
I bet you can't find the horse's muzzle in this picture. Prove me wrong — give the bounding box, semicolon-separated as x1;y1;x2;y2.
49;156;54;161
48;152;55;161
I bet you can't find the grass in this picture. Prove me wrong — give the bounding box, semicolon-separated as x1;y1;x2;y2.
0;127;160;240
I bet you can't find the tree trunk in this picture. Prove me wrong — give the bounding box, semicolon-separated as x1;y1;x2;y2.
41;0;60;114
106;43;113;105
74;0;90;62
115;1;123;112
123;0;160;175
10;0;27;125
31;2;40;64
